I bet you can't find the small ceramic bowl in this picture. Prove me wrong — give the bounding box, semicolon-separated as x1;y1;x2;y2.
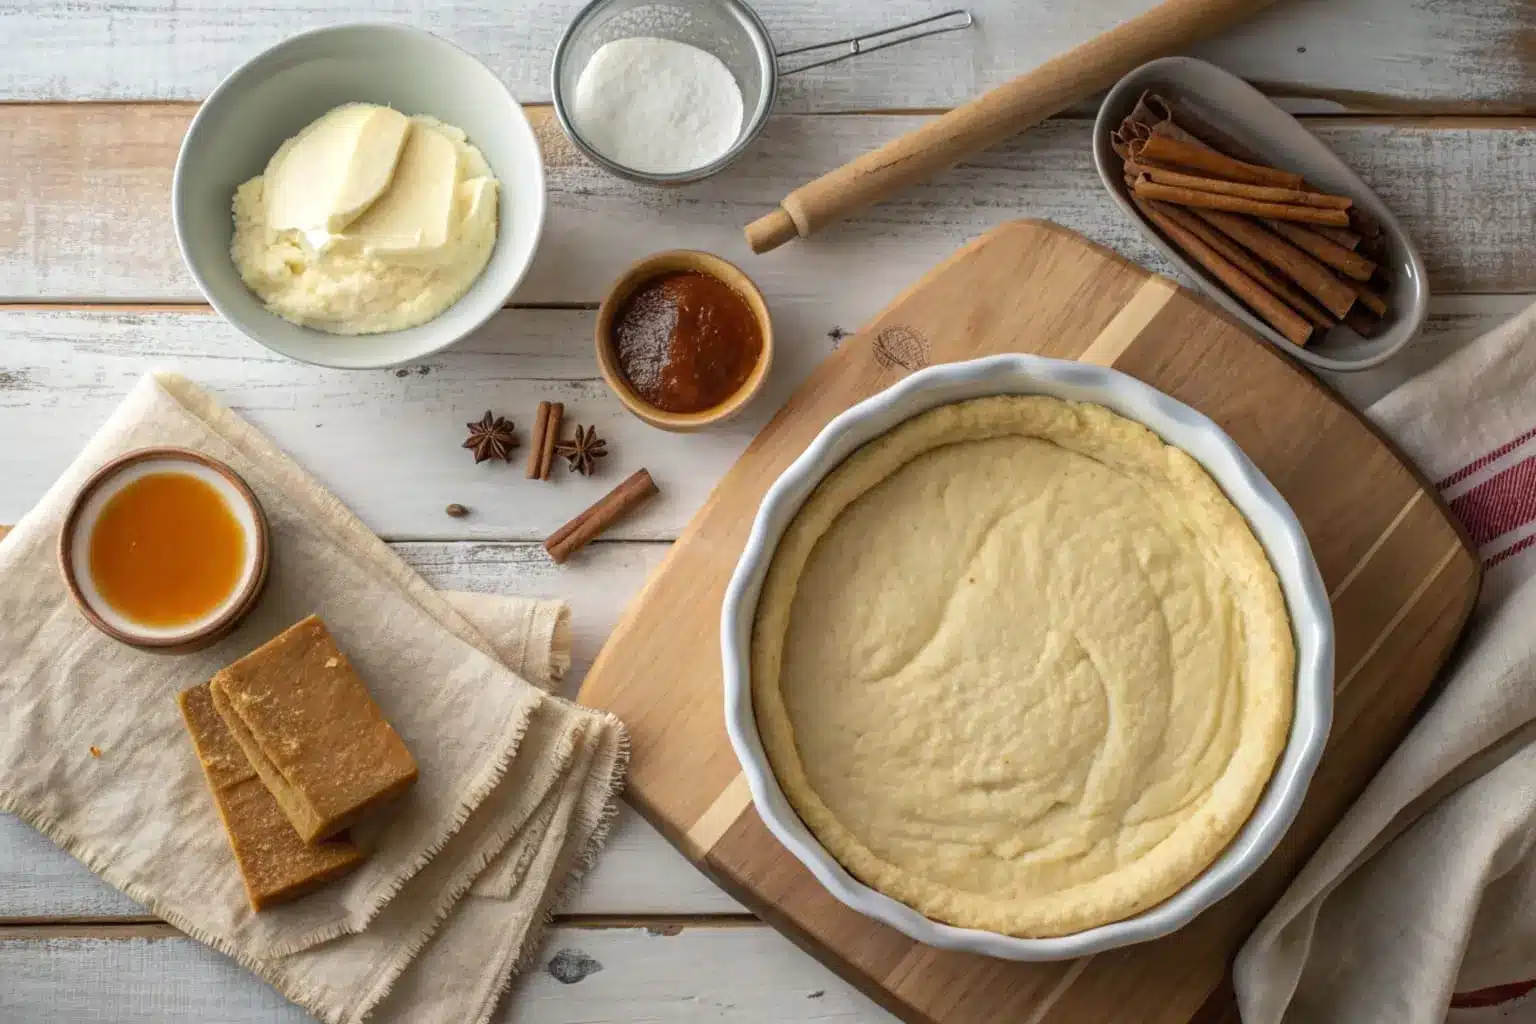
173;23;546;369
596;250;773;431
1093;57;1428;373
721;355;1334;960
59;449;271;653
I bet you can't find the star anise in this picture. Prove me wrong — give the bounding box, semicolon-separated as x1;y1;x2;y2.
462;411;519;464
554;424;608;476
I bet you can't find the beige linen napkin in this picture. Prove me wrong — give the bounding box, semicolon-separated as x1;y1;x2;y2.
0;372;626;1023
1235;301;1536;1022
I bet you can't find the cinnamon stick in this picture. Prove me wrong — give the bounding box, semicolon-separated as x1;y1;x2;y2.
1133;177;1350;226
537;402;564;481
1149;201;1333;329
1134;198;1313;347
545;469;658;564
526;402;552;479
1129;135;1304;189
1260;219;1376;281
1342;278;1388;316
1143;167;1352;210
1343;305;1383;337
1148;93;1270;166
1312;224;1363;251
1193;209;1357;319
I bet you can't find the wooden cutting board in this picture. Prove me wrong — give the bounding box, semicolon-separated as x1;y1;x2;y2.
577;220;1479;1023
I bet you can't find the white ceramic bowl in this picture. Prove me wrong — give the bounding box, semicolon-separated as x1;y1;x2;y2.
1094;57;1427;373
721;355;1335;960
173;23;546;369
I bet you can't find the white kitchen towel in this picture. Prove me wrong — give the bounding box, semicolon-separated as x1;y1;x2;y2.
0;372;627;1023
1235;300;1536;1022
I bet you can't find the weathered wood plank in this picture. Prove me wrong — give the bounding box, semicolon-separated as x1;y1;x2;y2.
0;804;740;921
0;298;1518;538
0;305;838;536
0;926;891;1022
0;0;1529;111
2;105;1532;302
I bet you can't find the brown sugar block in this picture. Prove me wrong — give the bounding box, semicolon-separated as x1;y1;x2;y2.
209;615;417;843
177;684;365;911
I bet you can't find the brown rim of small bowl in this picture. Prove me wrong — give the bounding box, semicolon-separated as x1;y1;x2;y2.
596;250;773;433
58;447;271;654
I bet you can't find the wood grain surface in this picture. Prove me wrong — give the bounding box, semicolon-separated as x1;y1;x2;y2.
577;221;1480;1023
3;106;1533;302
0;0;1528;1016
0;925;868;1023
0;299;1518;537
2;0;1530;111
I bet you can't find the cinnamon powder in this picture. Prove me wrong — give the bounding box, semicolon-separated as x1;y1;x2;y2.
612;270;761;414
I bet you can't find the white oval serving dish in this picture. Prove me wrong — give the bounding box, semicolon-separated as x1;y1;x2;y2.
721;354;1335;960
1094;57;1427;373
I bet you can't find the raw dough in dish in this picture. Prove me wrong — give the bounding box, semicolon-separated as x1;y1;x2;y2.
751;395;1294;937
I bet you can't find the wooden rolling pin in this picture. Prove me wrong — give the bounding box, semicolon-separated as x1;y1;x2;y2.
744;0;1281;253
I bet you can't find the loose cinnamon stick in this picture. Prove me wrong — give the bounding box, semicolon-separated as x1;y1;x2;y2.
1342;278;1389;316
537;402;564;481
1193;209;1357;319
526;402;552;479
545;469;658;564
1133;177;1350;226
1149;201;1333;329
1143;167;1351;209
1313;224;1363;251
1149;93;1270;166
1135;198;1313;347
1129;135;1304;189
1343;305;1383;337
1260;219;1376;281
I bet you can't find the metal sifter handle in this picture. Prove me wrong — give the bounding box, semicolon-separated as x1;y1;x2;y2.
776;9;974;77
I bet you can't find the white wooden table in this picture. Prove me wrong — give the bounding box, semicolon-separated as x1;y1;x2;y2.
0;2;1531;1020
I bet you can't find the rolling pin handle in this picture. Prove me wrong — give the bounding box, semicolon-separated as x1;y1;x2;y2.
744;207;800;254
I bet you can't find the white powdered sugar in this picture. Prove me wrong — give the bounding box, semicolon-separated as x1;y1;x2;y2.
570;36;744;175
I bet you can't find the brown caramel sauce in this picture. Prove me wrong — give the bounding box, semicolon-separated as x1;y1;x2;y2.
612;270;762;414
88;472;246;628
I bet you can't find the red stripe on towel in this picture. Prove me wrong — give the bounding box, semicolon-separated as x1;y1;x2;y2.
1451;978;1536;1008
1437;426;1536;490
1448;454;1536;546
1487;533;1536;571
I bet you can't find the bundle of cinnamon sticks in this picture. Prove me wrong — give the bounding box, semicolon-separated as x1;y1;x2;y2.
1111;92;1392;348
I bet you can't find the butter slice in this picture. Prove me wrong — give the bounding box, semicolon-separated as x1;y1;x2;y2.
349;120;461;261
264;103;410;236
458;176;499;242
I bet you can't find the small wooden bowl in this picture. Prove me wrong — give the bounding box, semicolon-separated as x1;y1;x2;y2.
596;250;773;432
58;448;271;654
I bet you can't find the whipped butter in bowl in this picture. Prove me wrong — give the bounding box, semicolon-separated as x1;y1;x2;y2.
173;24;546;369
59;449;270;653
232;103;499;335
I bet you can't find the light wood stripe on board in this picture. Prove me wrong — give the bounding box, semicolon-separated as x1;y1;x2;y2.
682;772;754;860
1329;491;1425;601
1076;276;1177;367
1026;956;1095;1024
1335;539;1465;699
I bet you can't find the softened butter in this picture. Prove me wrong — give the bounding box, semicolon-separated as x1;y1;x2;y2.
232;103;499;335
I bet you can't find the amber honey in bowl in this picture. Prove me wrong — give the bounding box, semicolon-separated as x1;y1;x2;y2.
89;471;246;627
64;451;266;645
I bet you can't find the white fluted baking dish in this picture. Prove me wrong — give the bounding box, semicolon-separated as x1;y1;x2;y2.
720;354;1334;960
